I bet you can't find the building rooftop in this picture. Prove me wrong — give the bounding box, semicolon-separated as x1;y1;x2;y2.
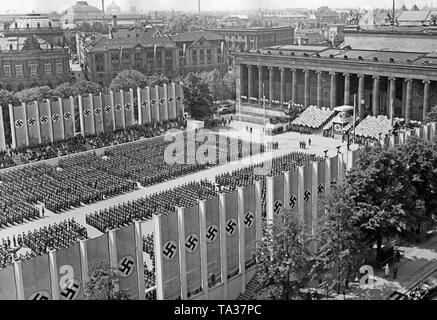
8;14;60;30
66;1;102;14
172;31;224;42
0;35;63;51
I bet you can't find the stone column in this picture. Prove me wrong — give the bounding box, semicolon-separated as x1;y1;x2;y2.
358;74;365;119
280;67;285;106
389;77;396;120
405;78;413;125
269;66;274;107
248;65;253;100
372;76;380;116
316;71;323;107
343;73;350;105
291;69;297;104
258;65;263;104
304;70;310;107
423;80;430;121
401;79;407;118
330;72;337;109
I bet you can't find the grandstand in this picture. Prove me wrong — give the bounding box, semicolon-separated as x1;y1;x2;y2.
354;115;393;140
290;106;336;133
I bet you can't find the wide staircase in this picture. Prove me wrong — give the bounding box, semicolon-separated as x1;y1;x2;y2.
236;273;261;300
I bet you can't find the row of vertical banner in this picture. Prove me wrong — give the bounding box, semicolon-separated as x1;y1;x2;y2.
137;82;184;125
0;222;144;300
154;184;261;300
5;82;184;150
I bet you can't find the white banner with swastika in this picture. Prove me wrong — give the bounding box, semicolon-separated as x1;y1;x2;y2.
303;165;313;234
56;243;83;300
242;185;256;266
223;191;239;277
203;197;221;285
115;224;139;300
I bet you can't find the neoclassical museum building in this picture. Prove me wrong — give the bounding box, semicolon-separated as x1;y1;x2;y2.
234;25;437;124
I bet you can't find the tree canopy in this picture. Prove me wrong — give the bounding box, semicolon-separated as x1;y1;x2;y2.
256;209;313;300
83;261;131;300
181;72;215;120
109;70;149;92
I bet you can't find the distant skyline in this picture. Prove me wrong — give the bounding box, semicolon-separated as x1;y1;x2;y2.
0;0;435;14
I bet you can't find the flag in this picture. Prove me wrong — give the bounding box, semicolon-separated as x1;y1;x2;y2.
175;82;184;118
10;103;28;148
203;197;221;285
62;97;75;139
26;101;40;146
167;82;177;120
38;100;52;144
303;165;313;234
180;206;202;296
101;92;115;132
114;224;140;300
50;99;63;142
55;243;83;300
92;94;104;134
22;254;52;300
159;85;168;122
80;95;95;136
113;90;125;129
223;191;239;277
150;86;160;122
0;266;17;300
284;169;299;213
242;185;256;266
123;89;134;128
316;160;325;220
266;174;284;221
139;87;151;124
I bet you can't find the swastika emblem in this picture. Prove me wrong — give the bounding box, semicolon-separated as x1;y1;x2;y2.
27;117;36;126
334;124;342;132
118;256;135;277
331;177;337;187
104;105;112;113
185;234;199;253
206;225;218;243
159;98;165;104
244;212;254;229
114;104;122;112
168;96;174;103
289;194;297;209
15;119;24;128
141;100;148;107
52;113;60;122
60;279;81;300
63;112;72;120
318;183;324;195
151;98;157;105
226;219;237;236
40;115;49;124
304;189;311;202
124;103;131;110
274;200;283;215
176;95;182;102
94;108;102;115
27;291;50;300
83;109;91;117
162;240;177;260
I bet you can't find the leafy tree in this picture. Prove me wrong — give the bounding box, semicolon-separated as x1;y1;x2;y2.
53;82;79;99
222;73;236;100
256;209;313;300
83;261;131;300
15;86;55;103
397;137;437;220
109;70;148;92
181;72;215;120
345;145;422;260
200;70;235;103
311;183;369;293
74;80;103;96
146;73;169;87
424;105;437;124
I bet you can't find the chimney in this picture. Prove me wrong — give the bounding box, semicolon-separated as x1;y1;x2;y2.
102;0;105;12
113;15;117;27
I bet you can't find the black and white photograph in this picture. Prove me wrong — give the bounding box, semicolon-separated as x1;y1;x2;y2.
0;0;436;310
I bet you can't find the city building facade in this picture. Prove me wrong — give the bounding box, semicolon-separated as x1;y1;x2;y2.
234;26;437;124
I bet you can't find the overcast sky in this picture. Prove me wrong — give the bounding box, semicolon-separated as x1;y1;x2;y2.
0;0;434;13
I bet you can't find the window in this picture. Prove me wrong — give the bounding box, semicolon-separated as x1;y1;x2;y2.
199;49;204;64
44;63;52;75
30;64;38;76
3;65;11;77
111;54;119;66
122;53;130;65
15;64;23;77
192;50;197;65
56;62;63;75
206;49;212;64
95;54;104;72
135;53;142;61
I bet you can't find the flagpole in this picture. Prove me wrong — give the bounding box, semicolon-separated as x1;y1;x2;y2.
263;83;266;125
353;94;356;142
